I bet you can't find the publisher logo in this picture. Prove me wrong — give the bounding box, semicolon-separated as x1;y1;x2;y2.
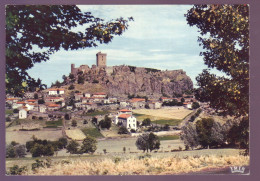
230;166;245;174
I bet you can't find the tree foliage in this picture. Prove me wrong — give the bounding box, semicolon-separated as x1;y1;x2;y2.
186;5;249;117
66;140;80;154
6;5;133;96
80;135;97;154
180;123;199;150
135;132;160;152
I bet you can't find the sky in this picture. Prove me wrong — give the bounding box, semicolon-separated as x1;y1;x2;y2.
27;5;218;88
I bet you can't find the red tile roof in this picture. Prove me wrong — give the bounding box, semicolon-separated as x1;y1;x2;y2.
130;98;145;102
48;104;60;107
17;102;26;104
93;92;106;95
119;109;132;112
48;88;65;91
27;99;36;102
118;114;131;119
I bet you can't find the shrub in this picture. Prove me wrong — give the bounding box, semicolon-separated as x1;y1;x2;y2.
71;120;77;127
8;165;27;175
64;113;70;120
6;117;11;122
192;102;200;109
68;84;75;90
39;117;43;120
13;109;19;113
118;126;128;134
142;118;151;126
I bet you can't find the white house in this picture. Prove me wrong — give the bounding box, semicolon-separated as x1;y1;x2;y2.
25;103;35;111
118;109;132;115
93;92;106;98
19;109;27;119
39;105;47;113
48;88;65;95
114;114;137;131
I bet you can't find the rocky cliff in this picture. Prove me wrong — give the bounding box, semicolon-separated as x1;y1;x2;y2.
69;65;193;99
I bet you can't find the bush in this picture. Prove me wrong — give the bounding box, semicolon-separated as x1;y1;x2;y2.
8;165;27;175
13;109;19;113
68;84;75;90
38;99;45;104
71;120;77;127
99;115;111;129
118;126;128;134
39;117;43;120
6;117;11;122
142;118;151;126
192;102;200;109
64;114;70;120
92;79;99;83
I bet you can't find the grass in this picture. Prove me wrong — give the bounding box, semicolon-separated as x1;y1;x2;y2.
154;119;182;126
85;110;110;116
5;109;13;115
158;135;180;141
133;113;145;117
81;128;104;138
22;154;249;175
45;119;63;127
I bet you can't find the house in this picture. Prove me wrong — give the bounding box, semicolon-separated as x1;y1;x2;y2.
93;92;107;98
118;109;132;115
47;104;60;111
45;97;64;103
19;109;27;119
12;101;26;109
74;93;84;101
47;88;65;95
120;101;130;108
160;97;175;103
39;105;47;113
130;98;146;109
25;103;36;111
114;114;137;131
148;101;162;109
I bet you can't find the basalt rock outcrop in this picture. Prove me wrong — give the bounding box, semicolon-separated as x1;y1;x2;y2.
70;65;193;99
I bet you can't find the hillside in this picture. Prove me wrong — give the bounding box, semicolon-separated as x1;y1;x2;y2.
62;65;193;99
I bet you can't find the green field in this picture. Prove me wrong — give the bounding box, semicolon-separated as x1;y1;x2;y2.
81;128;104;138
5;109;13;115
158;135;180;141
85;110;110;116
45;119;63;127
153;119;182;126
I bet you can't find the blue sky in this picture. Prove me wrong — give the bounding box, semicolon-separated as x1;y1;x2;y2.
27;5;216;88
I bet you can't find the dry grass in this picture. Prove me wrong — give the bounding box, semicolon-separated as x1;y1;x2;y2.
24;154;249;175
133;108;193;120
65;129;86;140
6;130;63;145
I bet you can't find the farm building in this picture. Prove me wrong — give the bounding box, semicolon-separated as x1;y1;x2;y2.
114;114;137;131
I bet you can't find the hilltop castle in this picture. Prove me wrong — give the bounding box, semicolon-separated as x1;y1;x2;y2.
71;51;107;75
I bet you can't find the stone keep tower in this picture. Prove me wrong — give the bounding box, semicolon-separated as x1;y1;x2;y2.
96;52;107;67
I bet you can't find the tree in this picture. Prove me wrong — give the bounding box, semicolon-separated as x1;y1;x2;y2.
68;84;75;90
64;113;70;120
135;132;160;152
180;123;199;150
192;102;200;109
66;140;79;154
80;135;97;154
71;120;77;127
142;118;151;126
57;137;68;149
118;126;128;134
38;99;45;104
6;144;17;158
6;5;133;96
186;5;249;118
78;75;85;84
34;93;38;99
15;145;27;158
99;115;112;129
